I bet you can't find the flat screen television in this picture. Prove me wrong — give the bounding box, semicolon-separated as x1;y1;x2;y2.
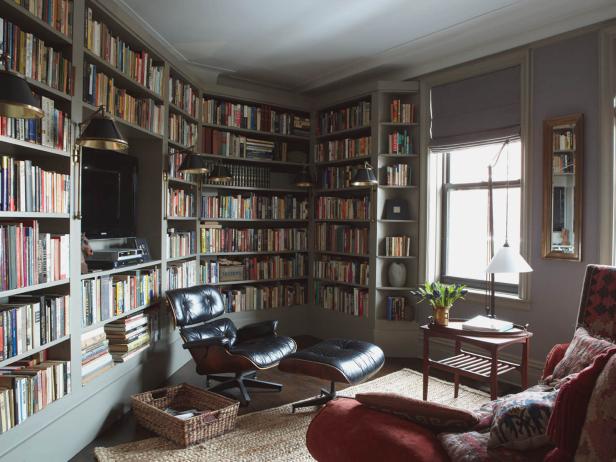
82;148;138;239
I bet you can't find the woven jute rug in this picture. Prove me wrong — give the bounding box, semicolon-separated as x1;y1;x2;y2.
94;369;490;462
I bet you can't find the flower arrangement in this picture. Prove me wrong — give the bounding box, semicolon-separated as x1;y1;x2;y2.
411;282;467;326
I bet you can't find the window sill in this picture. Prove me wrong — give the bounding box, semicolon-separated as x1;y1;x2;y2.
461;287;531;311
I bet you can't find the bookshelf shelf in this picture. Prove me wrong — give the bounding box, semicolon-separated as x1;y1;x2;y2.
168;177;197;187
0;334;71;369
378;185;417;189
201;184;308;193
201;250;307;257
167;216;197;221
81;301;160;335
315;125;370;141
314;155;372;167
378;153;419;158
208;276;308;286
0;212;70;219
168;139;192;151
200;122;310;142
0;135;71;158
81;343;151;387
376;286;414;291
380;122;418;127
80;260;162;280
83;102;164;140
166;254;198;263
314;219;371;224
377;255;417;259
314;186;372;194
199;218;308;223
83;49;164;103
313;278;369;289
378;219;417;223
314;251;369;259
0;279;69;299
0;0;73;46
168;102;199;124
24;77;72;102
198;153;307;169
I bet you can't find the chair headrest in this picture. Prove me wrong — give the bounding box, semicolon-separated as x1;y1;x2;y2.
166;285;224;327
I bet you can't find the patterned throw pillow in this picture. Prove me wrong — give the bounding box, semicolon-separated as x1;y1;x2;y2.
547;326;615;383
574;354;616;461
355;392;479;432
487;389;558;450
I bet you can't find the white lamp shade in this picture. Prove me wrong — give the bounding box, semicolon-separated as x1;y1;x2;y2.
486;244;533;273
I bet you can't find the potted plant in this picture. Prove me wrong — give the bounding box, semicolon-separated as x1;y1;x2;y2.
410;282;467;326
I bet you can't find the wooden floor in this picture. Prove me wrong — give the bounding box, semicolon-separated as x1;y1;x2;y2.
71;336;518;461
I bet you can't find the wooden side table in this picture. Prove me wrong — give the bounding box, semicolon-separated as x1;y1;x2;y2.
421;322;532;401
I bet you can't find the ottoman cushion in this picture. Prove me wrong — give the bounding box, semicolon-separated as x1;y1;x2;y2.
278;339;384;384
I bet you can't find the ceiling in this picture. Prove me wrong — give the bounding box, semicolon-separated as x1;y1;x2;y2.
119;0;616;93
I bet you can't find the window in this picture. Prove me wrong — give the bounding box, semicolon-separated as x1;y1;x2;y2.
440;140;522;293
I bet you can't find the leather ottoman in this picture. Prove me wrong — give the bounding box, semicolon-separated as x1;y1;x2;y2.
278;338;385;412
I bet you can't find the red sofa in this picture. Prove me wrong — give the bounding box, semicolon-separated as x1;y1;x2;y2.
306;265;616;462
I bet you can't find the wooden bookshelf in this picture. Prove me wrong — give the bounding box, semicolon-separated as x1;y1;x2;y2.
201;122;309;142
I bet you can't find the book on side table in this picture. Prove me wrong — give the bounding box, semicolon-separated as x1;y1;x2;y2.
462;315;514;333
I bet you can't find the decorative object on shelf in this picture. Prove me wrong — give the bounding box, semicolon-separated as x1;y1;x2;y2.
177;147;209;175
411;282;467;327
542;113;583;261
208;163;233;183
351;162;378;186
81;233;93;274
387;262;407;287
294;167;314;188
383;198;410;220
76;105;128;152
485;140;532;319
0;53;44;119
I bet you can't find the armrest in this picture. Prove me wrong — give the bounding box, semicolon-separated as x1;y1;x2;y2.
182;337;230;350
542;343;570;380
237;320;278;342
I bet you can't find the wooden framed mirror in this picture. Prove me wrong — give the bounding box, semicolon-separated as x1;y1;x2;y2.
542;113;583;260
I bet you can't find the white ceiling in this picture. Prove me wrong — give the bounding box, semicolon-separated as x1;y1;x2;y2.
119;0;616;93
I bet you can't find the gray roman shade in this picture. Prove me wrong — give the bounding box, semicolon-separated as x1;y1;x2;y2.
430;66;521;151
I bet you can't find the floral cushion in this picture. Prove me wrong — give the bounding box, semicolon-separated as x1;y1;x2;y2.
355;392;479;432
578;265;616;340
546;326;615;383
574;354;616;461
487;389;558;450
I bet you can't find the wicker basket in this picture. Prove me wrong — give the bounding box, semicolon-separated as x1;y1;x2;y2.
132;383;239;447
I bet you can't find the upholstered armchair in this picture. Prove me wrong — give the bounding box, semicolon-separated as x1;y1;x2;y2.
306;265;616;462
166;285;297;406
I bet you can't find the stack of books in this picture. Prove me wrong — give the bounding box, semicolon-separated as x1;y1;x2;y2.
202;163;270;188
553;129;575;151
388;130;412;154
202;255;306;283
318;100;371;135
166;230;195;258
315;196;371;220
315;282;368;317
220;283;306;312
314;257;369;286
13;0;73;37
315;136;371;162
200;224;307;254
390;99;415;123
169;76;198;118
200;193;308;220
105;313;150;363
315;223;369;255
386;296;407;321
167;260;197;290
292;115;311;137
384;236;412;256
167;187;195;218
0;355;70;430
80;327;113;384
384;164;410;186
319;165;355;189
168;113;197;147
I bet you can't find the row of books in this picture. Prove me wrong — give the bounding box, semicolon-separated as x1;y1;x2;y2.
166;229;195;258
390;99;415;124
314;257;369;287
0;294;69;361
0;16;73;94
167;149;196;183
315;282;367;317
169;75;198;118
168;113;198;147
81;269;160;327
202;98;310;136
553;129;575;151
0;95;76;153
202;163;270;189
0;221;69;291
85;7;164;95
200;193;308;220
13;0;73;37
552;152;574;175
388;130;412;154
202;128;276;160
202;255;306;284
199;224;307;254
315;137;371;163
384;235;412;256
319;165;356;189
315;196;371;221
167;260;197;290
383;164;411;186
85;64;164;134
315;223;369;255
167;188;195;218
0;155;70;213
0;355;70;431
317;100;371;135
219;283;306;312
105;313;150;363
385;296;408;321
80;327;111;383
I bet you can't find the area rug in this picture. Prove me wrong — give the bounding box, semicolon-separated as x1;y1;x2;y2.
95;369;490;462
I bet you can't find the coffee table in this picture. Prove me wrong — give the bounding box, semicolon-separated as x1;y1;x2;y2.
421;321;532;400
